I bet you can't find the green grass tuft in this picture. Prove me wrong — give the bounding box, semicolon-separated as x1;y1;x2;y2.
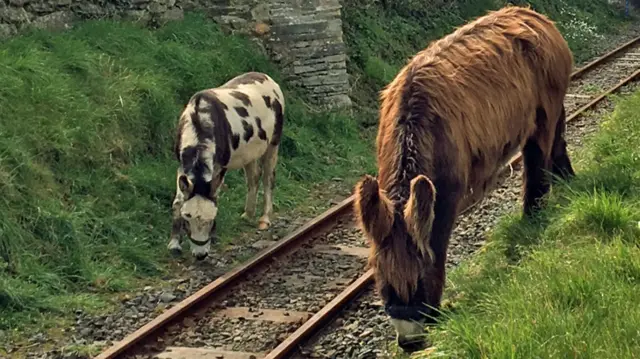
418;88;640;359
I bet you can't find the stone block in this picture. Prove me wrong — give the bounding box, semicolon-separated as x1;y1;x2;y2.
285;42;346;59
0;6;31;23
30;10;74;31
50;0;72;7
8;0;30;6
122;9;151;24
218;14;248;29
26;2;55;14
293;60;345;74
147;1;167;14
311;94;351;108
0;23;17;39
292;54;346;66
270;21;328;37
72;3;108;18
250;2;269;22
159;7;183;24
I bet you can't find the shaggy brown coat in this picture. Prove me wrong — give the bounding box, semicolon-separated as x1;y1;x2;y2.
354;5;575;326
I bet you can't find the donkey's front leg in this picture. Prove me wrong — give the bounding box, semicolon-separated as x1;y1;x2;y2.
258;145;279;230
241;160;260;221
167;193;185;255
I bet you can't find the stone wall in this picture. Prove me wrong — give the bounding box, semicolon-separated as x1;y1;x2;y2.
0;0;351;108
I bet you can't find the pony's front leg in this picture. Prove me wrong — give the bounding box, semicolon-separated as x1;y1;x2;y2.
241;160;260;221
167;193;185;255
258;145;279;230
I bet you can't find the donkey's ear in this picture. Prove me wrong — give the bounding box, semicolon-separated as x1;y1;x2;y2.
403;175;436;259
178;174;192;195
354;175;393;245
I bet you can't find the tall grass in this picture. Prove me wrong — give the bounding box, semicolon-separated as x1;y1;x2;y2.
342;0;633;112
0;13;375;330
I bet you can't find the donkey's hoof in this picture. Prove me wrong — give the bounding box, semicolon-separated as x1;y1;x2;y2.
258;220;271;230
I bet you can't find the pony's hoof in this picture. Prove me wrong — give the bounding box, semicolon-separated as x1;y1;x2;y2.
258;220;270;230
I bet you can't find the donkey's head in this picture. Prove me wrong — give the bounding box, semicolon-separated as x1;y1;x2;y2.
176;171;223;260
354;174;437;352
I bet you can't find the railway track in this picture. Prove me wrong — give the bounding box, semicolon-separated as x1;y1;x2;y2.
93;35;640;359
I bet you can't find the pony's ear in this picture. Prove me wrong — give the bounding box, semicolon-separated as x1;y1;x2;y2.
178;174;193;196
354;175;394;245
209;169;227;199
403;175;436;260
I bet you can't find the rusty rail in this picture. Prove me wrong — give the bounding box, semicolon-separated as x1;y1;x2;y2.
94;197;353;359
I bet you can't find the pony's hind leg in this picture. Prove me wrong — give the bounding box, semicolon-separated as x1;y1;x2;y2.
551;105;575;181
258;144;279;230
522;108;554;217
241;160;260;221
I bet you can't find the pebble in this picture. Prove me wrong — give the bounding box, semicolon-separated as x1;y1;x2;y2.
159;291;176;303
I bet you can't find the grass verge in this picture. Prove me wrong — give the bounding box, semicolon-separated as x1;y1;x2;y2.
0;12;376;335
342;0;635;114
417;90;640;358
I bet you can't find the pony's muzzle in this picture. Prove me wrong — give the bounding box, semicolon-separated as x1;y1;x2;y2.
189;237;210;261
390;318;426;353
397;335;426;353
194;251;209;261
387;304;428;353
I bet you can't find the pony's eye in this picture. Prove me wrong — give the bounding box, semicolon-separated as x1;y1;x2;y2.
185;213;192;219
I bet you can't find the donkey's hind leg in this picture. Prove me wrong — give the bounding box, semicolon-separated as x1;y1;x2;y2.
258;144;279;230
241;160;261;221
551;105;575;181
522;108;554;217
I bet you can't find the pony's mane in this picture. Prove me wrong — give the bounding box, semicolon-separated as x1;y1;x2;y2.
367;5;572;302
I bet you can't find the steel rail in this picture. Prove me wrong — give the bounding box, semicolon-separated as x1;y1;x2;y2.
571;35;640;80
261;67;640;359
93;36;640;359
94;197;353;359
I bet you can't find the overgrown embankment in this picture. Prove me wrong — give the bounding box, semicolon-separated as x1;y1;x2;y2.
418;90;640;358
0;14;374;332
342;0;631;112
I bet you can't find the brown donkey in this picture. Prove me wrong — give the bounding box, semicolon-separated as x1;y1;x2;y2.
353;6;575;352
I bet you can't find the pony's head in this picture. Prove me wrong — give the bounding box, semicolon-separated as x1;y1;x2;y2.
176;172;222;260
354;174;438;352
